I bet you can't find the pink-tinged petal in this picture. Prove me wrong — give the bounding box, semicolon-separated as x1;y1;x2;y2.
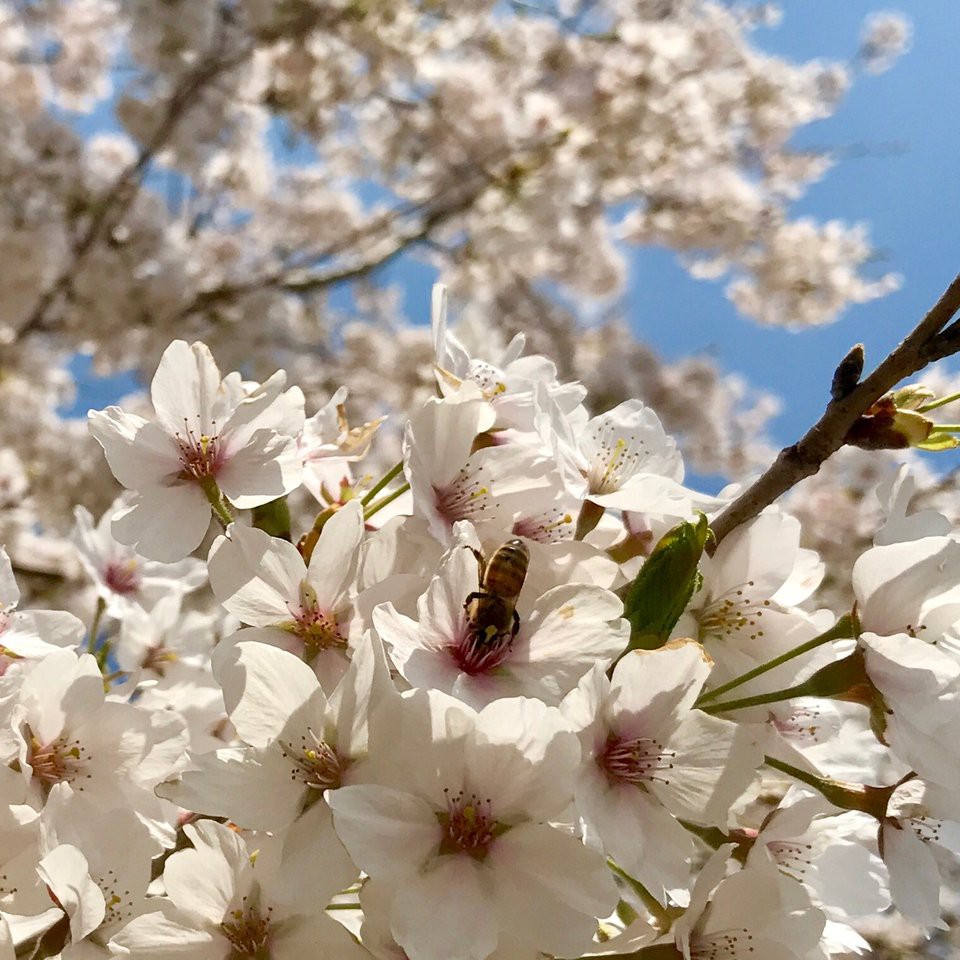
212;641;319;748
112;487;212;563
608;641;712;736
391;857;498;960
150;340;225;437
164;822;248;924
259;802;358;910
36;845;105;943
88;410;181;490
327;785;440;882
883;820;947;930
490;823;618;957
157;747;304;830
217;432;302;508
108;904;226;960
306;500;364;606
468;698;580;822
208;524;303;625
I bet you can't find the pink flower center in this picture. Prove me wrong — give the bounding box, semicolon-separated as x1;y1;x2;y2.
438;789;501;860
175;417;227;483
449;620;514;676
221;899;274;958
103;559;141;596
28;731;91;791
512;509;573;543
597;733;676;787
278;728;346;792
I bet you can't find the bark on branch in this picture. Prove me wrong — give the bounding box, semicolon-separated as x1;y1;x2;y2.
709;271;960;548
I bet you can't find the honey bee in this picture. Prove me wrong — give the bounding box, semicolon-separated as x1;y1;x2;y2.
463;538;530;646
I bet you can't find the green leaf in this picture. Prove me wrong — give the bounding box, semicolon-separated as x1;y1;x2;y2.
619;514;710;658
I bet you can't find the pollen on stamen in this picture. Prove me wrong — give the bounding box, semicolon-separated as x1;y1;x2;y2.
278;728;346;792
175;415;227;484
433;463;498;527
28;731;93;792
586;424;650;495
911;816;944;844
438;788;499;860
512;508;574;543
766;839;815;881
221;899;274;957
698;582;771;641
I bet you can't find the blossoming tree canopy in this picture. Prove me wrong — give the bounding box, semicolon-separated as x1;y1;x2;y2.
4;271;960;958
0;0;919;590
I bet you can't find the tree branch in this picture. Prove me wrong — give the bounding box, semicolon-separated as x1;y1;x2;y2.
709;271;960;548
16;21;251;338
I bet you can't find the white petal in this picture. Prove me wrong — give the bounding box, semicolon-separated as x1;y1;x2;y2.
327;785;440;882
490;823;618;957
207;524;303;625
36;845;105;943
150;340;225;438
391;857;498;960
112;487;212;563
212;641;319;748
306;499;364;606
883;820;948;930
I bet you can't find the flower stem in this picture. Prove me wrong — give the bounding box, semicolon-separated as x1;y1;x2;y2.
200;477;234;530
363;482;410;520
86;596;106;654
361;460;404;506
762;755;895;819
695;614;855;706
918;390;960;413
607;860;674;934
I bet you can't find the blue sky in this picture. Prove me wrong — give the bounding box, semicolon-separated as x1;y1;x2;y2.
626;2;960;473
70;3;960;485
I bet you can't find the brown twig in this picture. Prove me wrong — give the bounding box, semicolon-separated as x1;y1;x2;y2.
709;271;960;549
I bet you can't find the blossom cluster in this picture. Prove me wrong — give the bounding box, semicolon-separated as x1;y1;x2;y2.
0;1;913;583
0;288;957;959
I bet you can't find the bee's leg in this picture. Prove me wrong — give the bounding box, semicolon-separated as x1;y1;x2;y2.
510;609;520;640
463;591;486;610
468;546;486;582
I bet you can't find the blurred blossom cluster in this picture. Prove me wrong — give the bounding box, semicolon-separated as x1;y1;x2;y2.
0;287;957;959
0;0;914;587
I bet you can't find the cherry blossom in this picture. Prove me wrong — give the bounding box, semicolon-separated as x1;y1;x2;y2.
88;340;305;562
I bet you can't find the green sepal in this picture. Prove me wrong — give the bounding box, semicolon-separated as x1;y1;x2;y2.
251;496;293;541
618;513;710;658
